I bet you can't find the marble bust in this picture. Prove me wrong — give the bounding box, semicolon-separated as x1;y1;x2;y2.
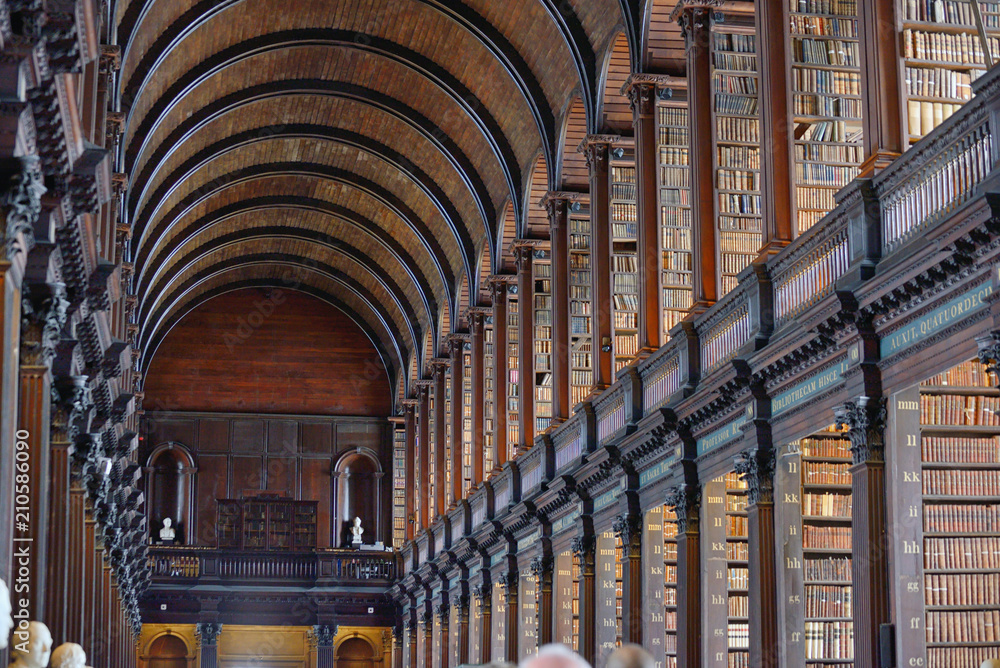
980;660;1000;668
0;579;12;650
160;517;176;542
350;517;364;544
11;621;52;668
51;643;86;668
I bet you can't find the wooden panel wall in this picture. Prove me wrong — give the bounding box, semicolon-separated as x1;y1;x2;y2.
143;289;393;417
141;413;391;548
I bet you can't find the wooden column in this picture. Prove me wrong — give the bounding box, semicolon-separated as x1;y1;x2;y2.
530;556;554;646
313;626;335;668
394;628;404;668
432;361;447;517
580;137;616;391
475;584;492;664
755;0;795;248
667;484;702;668
65;484;86;642
82;515;97;658
407;619;418;668
18;281;66;621
422;612;433;668
417;384;431;529
501;573;519;660
678;7;718;308
448;338;464;506
490;280;509;470
0;258;23;589
614;513;644;644
858;0;905;174
195;623;222;668
437;604;450;668
469;312;486;484
403;402;417;539
457;595;470;666
735;448;779;668
626;78;663;353
571;535;597;665
835;397;890;668
514;244;534;450
543;194;571;422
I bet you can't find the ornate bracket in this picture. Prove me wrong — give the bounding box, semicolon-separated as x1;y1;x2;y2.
734;447;776;506
664;483;700;533
834;396;887;465
195;622;222;646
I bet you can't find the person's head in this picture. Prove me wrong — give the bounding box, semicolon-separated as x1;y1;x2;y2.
51;643;87;668
12;621;52;668
604;645;655;668
521;644;592;668
980;660;1000;668
354;517;362;526
163;518;172;528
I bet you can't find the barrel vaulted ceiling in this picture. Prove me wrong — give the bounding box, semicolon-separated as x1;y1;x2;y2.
116;0;683;405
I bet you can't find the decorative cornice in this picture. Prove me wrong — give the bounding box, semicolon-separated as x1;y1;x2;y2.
834;396;887;465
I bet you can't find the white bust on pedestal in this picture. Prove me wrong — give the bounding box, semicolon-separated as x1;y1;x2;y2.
11;621;52;668
51;643;87;668
160;517;176;543
981;660;1000;668
350;517;364;546
0;579;13;650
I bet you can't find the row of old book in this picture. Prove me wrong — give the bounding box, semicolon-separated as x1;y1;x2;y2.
924;572;1000;606
923;469;1000;496
923;503;1000;533
925;609;1000;643
920;394;1000;426
922;436;1000;463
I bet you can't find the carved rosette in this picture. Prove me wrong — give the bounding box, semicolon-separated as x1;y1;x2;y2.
2;155;44;260
195;622;223;646
734;447;776;506
312;624;336;648
664;483;700;533
20;282;68;367
976;331;1000;386
834;396;887;465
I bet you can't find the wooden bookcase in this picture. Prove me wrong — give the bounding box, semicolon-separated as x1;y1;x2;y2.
725;472;750;667
392;426;407;549
664;505;679;668
610;157;640;375
657;94;693;341
892;359;1000;668
215;496;318;550
569;212;593;406
462;345;474;493
711;13;763;296
901;0;998;142
534;251;554;435
444;364;453;506
776;429;855;667
788;0;864;234
484;319;496;473
507;288;521;458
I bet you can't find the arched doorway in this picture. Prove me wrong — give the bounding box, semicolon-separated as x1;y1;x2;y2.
332;449;383;548
147;634;191;668
145;444;197;544
334;637;375;668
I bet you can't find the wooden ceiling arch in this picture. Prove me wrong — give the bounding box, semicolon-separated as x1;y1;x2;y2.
115;0;632;394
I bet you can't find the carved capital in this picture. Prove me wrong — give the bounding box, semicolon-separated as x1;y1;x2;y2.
529;555;553;582
310;624;336;648
20;281;68;367
2;155;44;260
435;602;450;622
420;610;434;628
976;332;1000;386
734;447;775;506
834;396;887;465
665;483;700;533
51;374;87;444
626;81;657;119
195;622;222;646
577;135;618;172
496;570;517;595
472;583;491;613
570;534;595;561
612;513;642;546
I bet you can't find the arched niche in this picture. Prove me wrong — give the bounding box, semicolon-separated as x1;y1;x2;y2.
334;636;379;668
145;443;197;545
142;633;195;668
332;448;384;548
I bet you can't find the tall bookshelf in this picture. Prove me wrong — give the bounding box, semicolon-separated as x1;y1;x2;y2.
570;212;593;406
507;287;520;460
777;429;855;667
901;0;998;142
429;386;437;513
891;359;1000;668
664;505;679;668
445;365;453;507
657;95;693;340
534;251;554;435
462;344;473;494
712;16;763;295
484;318;496;473
572;549;581;652
615;543;625;646
393;427;406;548
725;472;750;668
610;157;639;374
788;0;864;234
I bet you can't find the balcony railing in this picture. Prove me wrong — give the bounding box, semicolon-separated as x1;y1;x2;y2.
148;546;396;584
